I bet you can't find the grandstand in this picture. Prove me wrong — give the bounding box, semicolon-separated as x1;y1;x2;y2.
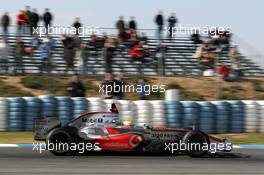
0;32;264;76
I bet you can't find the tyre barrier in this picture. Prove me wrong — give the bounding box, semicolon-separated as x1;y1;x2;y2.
117;100;136;122
0;98;8;131
165;101;183;128
1;96;264;133
181;101;199;129
256;101;264;133
72;97;89;118
211;101;230;134
87;97;106;112
242;100;259;133
7;97;25;131
23;97;41;131
228;101;245;133
197;102;216;134
55;96;73;125
133;100;152;126
149;100;166;127
39;95;57;117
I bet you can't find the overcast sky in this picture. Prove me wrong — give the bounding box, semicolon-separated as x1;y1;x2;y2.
1;0;263;55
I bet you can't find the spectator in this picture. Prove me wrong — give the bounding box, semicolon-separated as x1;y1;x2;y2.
104;37;115;73
75;42;88;75
24;6;32;34
0;38;10;73
1;12;10;35
30;8;39;35
128;16;137;31
61;34;75;73
43;8;53;32
232;63;243;79
87;34;98;56
39;38;52;73
113;73;125;100
101;73;115;99
167;13;177;38
73;17;82;35
14;37;25;74
155;11;164;40
16;10;26;34
156;42;166;76
230;46;239;64
116;16;126;42
31;34;41;50
67;74;86;97
217;62;230;81
191;33;203;44
137;79;147;100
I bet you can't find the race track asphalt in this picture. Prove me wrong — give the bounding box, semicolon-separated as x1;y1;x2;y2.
0;148;263;175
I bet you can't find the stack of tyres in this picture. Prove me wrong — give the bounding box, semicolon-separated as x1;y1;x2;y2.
56;96;73;125
211;101;230;133
133;100;152;126
256;101;264;132
72;97;89;118
117;100;136;122
23;97;41;131
228;101;245;133
39;95;57;117
149;100;166;127
197;102;215;134
164;101;183;128
181;101;199;128
7;97;25;131
87;97;106;112
242;100;258;132
0;98;8;131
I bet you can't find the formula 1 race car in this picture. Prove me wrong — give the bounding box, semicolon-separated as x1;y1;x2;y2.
34;104;232;157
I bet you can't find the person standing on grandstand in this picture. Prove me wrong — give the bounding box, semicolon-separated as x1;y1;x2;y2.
16;10;26;35
29;8;39;35
61;34;75;73
1;12;10;35
0;38;10;73
104;37;116;73
116;16;126;42
39;38;52;73
73;17;82;35
67;74;86;97
24;6;32;34
42;8;53;32
167;13;177;38
113;72;125;100
156;42;166;76
14;37;25;74
129;16;137;31
100;73;115;99
75;42;88;75
155;11;164;40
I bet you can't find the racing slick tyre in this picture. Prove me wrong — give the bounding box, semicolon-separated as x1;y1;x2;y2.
46;128;75;156
182;130;210;158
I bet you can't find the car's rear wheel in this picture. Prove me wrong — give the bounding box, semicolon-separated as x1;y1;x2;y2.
46;128;73;156
182;130;210;158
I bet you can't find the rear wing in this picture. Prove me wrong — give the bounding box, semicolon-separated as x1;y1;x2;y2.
34;117;61;141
